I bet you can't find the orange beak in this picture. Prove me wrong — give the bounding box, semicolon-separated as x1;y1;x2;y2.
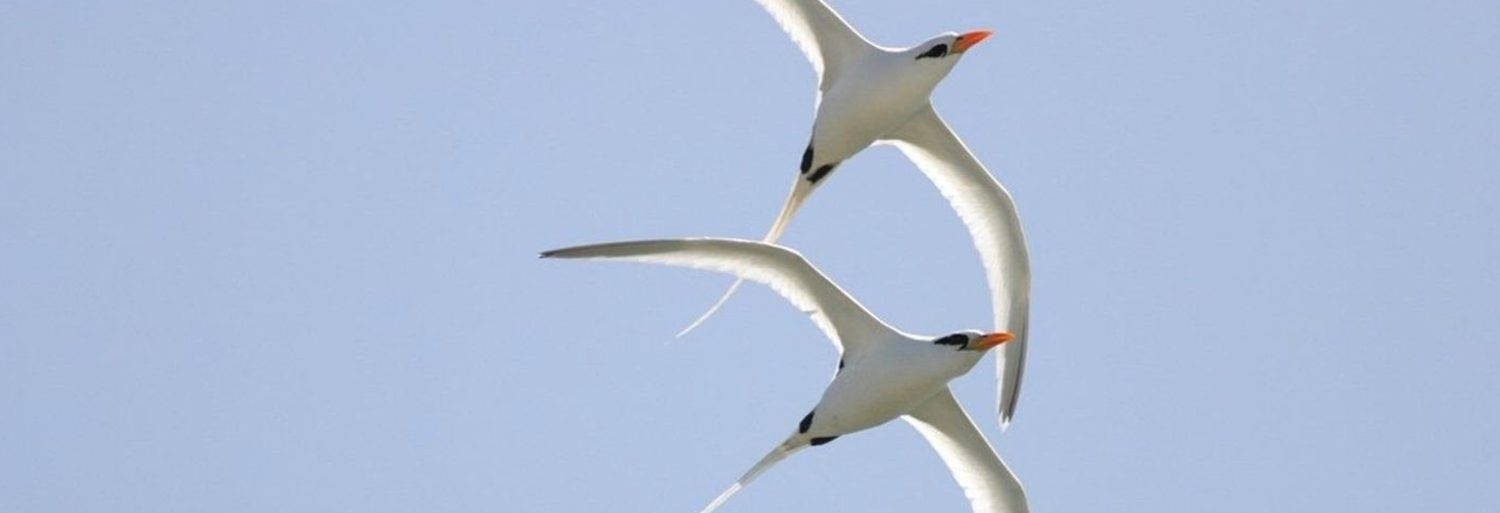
973;332;1014;351
953;30;994;53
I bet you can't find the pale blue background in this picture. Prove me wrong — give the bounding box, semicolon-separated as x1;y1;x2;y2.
3;1;1498;512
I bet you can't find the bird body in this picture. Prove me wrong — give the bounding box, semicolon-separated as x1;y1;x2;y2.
808;333;980;437
806;38;967;178
542;238;1028;513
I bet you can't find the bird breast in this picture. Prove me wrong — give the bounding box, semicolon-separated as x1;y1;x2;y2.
811;57;945;163
809;347;980;436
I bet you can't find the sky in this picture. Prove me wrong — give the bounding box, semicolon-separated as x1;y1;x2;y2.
2;1;1499;512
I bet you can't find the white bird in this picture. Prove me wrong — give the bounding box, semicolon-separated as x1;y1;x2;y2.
542;238;1029;513
682;0;1033;430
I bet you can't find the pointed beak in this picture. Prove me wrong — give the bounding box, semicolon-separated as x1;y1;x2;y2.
971;332;1014;351
953;30;994;54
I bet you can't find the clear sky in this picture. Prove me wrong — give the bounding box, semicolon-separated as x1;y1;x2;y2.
3;1;1498;512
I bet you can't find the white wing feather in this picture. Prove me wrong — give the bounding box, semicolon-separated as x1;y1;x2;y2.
904;388;1029;513
886;104;1032;429
754;0;875;90
676;1;874;335
542;238;894;356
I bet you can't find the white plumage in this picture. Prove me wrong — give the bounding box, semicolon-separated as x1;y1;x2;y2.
543;238;1029;513
681;0;1033;431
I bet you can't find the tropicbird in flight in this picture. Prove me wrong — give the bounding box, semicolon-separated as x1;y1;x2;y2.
543;238;1029;513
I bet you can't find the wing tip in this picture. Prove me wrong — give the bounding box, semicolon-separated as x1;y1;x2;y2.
539;242;603;259
538;247;571;259
998;391;1020;431
537;241;647;260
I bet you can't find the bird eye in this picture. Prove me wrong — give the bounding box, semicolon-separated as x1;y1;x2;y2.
916;44;949;60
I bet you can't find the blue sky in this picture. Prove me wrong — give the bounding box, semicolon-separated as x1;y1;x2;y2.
3;1;1498;512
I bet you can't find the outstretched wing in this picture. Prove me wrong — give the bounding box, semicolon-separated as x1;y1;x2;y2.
886;103;1032;429
754;0;876;90
542;238;895;357
904;388;1029;513
677;1;875;335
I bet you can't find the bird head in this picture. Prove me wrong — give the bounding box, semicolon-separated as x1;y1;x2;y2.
931;330;1014;351
911;30;993;64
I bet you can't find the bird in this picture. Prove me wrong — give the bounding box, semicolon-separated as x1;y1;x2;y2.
541;238;1029;513
680;0;1033;430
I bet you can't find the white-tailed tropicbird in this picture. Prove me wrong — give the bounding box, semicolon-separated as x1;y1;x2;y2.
542;238;1029;513
682;0;1033;430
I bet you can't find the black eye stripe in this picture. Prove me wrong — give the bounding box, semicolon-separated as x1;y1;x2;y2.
933;334;967;346
915;43;949;60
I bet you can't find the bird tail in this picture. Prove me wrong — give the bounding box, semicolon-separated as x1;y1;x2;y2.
675;178;813;337
697;438;805;513
760;177;814;245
